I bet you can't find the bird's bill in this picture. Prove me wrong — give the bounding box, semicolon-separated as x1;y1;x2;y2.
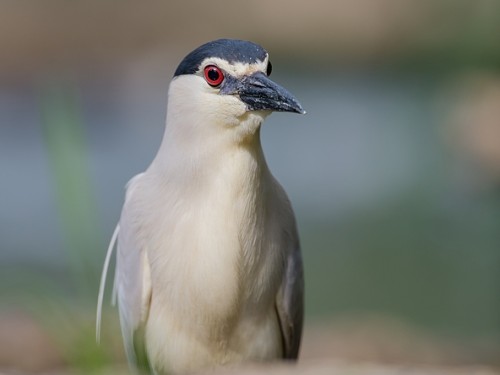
235;72;305;114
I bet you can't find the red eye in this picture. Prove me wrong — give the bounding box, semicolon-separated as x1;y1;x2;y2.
204;65;224;87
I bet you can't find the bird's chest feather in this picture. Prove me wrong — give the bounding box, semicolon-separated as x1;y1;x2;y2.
142;164;284;332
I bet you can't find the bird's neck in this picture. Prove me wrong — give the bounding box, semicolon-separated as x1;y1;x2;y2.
150;90;271;188
150;120;270;196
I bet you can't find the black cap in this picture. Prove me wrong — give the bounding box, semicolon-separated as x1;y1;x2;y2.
174;39;268;77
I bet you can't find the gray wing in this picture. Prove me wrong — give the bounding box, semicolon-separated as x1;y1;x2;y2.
115;173;152;370
276;224;304;359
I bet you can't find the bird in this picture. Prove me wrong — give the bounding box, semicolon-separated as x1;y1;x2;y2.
96;38;305;375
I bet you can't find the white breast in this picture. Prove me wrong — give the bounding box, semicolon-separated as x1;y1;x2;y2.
129;146;286;373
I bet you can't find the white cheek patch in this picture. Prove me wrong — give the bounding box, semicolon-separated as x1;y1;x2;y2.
197;55;269;79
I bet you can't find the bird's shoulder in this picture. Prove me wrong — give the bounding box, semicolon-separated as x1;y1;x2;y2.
267;174;297;228
124;172;147;202
121;171;161;216
119;172;153;237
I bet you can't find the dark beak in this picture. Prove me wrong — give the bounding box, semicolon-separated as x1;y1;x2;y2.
227;72;305;114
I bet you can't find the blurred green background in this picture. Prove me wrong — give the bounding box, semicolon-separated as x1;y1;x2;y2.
1;1;499;373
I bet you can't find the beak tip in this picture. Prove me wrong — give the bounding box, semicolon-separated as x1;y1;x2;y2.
290;98;305;115
294;104;306;115
288;99;305;115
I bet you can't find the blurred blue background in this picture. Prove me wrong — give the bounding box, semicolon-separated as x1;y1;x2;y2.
1;1;499;373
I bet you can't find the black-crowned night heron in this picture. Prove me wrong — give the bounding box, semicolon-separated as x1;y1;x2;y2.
97;39;305;375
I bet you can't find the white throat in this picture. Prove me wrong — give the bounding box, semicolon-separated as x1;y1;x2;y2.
150;76;271;185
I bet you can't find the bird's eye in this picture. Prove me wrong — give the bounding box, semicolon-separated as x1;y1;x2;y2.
266;61;272;76
204;65;224;87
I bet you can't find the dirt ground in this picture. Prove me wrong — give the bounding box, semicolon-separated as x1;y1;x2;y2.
0;312;498;375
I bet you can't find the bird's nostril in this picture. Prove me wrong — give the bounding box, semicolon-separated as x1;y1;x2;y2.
251;80;266;88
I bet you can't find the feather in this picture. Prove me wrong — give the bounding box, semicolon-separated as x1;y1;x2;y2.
96;224;120;343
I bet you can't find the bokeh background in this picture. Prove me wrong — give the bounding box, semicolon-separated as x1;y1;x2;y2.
1;1;499;373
